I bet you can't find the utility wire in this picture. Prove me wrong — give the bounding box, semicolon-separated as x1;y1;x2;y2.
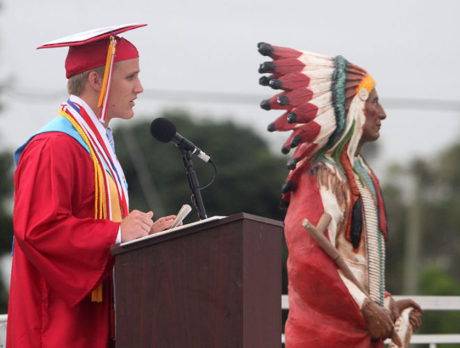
4;88;460;112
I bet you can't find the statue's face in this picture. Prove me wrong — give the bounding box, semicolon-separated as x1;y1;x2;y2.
361;88;386;143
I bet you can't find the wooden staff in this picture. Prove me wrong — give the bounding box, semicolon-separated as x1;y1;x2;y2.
302;213;402;348
302;213;369;296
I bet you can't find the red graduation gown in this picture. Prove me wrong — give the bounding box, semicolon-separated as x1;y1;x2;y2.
7;132;120;348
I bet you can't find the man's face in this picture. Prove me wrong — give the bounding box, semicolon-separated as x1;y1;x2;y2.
107;58;143;122
361;88;386;143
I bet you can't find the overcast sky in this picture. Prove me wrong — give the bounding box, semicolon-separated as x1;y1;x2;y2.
1;0;459;177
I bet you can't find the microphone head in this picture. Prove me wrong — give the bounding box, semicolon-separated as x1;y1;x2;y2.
150;117;177;143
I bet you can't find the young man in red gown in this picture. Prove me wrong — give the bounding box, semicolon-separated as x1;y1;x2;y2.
8;24;177;348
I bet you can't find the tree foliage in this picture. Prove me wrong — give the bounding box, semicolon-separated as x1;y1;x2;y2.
383;143;460;337
0;2;14;311
0;152;13;253
384;144;460;291
114;109;289;293
0;152;13;313
114;109;288;222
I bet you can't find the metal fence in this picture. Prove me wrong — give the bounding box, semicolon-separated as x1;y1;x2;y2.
0;296;458;347
282;295;460;348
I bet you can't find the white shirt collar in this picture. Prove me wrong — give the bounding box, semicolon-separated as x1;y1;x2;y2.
69;94;106;129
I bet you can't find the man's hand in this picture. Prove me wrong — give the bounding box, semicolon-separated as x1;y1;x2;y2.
150;215;177;234
120;210;154;242
361;298;396;342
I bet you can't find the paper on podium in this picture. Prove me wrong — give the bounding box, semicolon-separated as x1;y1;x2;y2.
171;204;192;229
120;215;226;247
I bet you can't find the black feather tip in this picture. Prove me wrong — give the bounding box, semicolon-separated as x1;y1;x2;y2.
281;180;294;194
269;79;282;89
287;158;298;170
290;135;301;148
258;61;276;74
257;42;274;57
287;112;297;123
277;95;289;106
259;76;271;86
260;99;271;110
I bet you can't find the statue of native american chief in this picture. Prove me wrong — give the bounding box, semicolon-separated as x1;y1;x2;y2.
257;42;423;348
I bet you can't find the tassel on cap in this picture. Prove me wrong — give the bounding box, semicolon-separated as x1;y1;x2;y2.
97;35;117;122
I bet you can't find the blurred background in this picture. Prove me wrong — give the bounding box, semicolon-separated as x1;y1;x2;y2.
1;0;460;342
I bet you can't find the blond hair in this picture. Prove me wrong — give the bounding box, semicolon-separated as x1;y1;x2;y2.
67;66;105;96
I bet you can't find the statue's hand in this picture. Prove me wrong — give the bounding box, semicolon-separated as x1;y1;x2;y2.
361;298;395;341
395;299;424;331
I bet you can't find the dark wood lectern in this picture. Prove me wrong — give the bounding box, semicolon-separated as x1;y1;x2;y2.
111;213;283;348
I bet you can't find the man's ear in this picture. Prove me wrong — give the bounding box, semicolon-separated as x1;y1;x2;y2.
87;71;103;92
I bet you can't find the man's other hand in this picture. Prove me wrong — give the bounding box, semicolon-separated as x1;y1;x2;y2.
150;215;177;234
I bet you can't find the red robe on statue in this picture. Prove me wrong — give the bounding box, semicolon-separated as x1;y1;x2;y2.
284;168;384;348
7;132;120;348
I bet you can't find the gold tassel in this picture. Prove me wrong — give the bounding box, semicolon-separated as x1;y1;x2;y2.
91;284;103;303
98;36;117;108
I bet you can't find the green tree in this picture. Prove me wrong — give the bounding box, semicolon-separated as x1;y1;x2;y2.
417;266;460;342
385;145;460;289
0;152;13;253
115;109;288;222
114;109;289;294
0;0;15;311
0;152;13;313
383;143;460;340
381;166;408;294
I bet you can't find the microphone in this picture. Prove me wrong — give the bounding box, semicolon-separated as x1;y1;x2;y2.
150;117;211;163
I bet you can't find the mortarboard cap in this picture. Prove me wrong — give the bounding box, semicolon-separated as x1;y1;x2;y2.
38;23;147;78
37;23;147;122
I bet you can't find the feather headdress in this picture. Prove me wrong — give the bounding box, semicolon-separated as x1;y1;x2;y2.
258;42;375;207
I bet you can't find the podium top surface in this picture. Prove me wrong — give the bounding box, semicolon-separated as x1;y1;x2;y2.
111;212;283;256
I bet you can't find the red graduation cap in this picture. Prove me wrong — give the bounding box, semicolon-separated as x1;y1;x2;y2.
38;23;147;122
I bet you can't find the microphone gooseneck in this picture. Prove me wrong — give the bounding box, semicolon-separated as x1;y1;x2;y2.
150;117;212;220
150;117;211;163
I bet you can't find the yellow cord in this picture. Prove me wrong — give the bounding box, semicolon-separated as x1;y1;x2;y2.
60;110;103;219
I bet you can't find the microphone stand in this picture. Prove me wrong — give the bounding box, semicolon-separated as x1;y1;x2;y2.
180;148;207;220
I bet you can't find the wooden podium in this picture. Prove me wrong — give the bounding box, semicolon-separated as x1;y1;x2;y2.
111;213;283;348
